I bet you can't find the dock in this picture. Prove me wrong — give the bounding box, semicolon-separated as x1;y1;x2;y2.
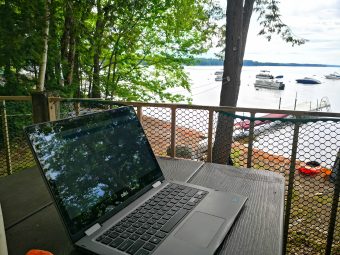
234;113;289;130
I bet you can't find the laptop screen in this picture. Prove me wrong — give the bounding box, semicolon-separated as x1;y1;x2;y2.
25;107;164;237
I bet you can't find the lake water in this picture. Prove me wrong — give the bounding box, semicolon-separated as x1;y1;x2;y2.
180;66;340;113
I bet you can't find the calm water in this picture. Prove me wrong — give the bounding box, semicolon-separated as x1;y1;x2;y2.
180;66;340;113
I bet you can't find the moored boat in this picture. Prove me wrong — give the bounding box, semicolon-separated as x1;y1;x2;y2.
296;77;321;84
215;75;223;81
254;78;285;90
325;72;340;80
256;70;274;79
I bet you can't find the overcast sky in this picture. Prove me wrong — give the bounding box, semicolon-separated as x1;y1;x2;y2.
210;0;340;65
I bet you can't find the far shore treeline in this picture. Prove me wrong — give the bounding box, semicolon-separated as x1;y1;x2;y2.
193;58;340;67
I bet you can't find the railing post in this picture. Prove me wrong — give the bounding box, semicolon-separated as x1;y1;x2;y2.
325;150;340;255
207;110;214;162
1;101;12;175
74;102;80;116
247;113;255;168
137;106;143;124
283;120;300;254
31;92;59;123
170;106;176;158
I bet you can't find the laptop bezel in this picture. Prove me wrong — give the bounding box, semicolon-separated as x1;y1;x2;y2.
24;106;165;243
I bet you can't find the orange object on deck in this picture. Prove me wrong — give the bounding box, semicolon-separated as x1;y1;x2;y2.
26;250;54;255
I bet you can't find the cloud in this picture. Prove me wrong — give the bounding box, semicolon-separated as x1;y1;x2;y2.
244;0;340;65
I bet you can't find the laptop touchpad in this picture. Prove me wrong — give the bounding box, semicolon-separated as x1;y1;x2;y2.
174;211;225;248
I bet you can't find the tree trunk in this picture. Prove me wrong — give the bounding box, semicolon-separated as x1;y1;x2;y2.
212;0;254;164
91;0;104;98
37;0;50;92
60;1;76;87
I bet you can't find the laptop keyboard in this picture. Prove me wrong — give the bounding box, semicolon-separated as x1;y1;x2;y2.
95;183;208;254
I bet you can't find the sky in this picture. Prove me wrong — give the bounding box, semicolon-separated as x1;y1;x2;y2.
208;0;340;65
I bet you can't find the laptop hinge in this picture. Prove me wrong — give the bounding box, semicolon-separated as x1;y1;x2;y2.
152;181;162;188
85;223;101;236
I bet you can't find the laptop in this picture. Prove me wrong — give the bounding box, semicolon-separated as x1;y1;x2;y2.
24;106;247;255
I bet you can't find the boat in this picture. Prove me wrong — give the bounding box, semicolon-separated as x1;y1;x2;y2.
215;75;223;81
256;70;274;79
254;70;285;90
255;71;284;79
296;77;321;84
254;78;285;90
325;72;340;79
214;70;223;81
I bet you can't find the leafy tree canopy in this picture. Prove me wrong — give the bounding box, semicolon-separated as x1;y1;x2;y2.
0;0;223;102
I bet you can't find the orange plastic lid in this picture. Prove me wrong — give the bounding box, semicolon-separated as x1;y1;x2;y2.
26;250;54;255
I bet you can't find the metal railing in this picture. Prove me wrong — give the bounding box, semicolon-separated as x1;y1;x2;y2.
0;95;339;255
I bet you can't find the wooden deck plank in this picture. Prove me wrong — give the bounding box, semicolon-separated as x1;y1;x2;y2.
189;163;285;255
0;167;52;229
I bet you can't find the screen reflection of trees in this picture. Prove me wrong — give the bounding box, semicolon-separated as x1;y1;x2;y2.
27;109;162;234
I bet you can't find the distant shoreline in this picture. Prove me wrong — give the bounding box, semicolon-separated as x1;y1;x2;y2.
191;58;340;67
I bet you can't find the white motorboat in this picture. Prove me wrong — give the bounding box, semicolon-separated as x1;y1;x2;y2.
254;70;284;90
325;72;340;80
256;70;274;79
256;70;284;79
254;78;285;90
215;75;223;81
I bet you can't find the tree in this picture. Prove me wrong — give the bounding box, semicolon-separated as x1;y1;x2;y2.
37;0;51;91
212;0;306;164
0;0;222;101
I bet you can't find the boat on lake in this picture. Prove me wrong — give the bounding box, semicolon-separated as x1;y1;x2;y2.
254;70;285;90
254;78;285;90
296;77;321;84
325;72;340;80
256;70;284;79
214;70;223;81
256;70;274;79
215;75;223;81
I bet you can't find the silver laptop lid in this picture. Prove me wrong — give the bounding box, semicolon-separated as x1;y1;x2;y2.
24;106;164;242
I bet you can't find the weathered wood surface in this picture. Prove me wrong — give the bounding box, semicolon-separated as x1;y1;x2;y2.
0;167;52;229
189;163;285;255
5;204;75;255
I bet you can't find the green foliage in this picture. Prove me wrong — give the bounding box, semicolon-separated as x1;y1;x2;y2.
0;0;222;101
166;145;193;159
254;0;307;45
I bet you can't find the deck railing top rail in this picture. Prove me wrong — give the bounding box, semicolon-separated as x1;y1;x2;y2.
1;95;340;118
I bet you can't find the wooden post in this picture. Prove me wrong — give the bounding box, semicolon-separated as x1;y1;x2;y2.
278;97;281;110
207;110;214;162
137;106;143;124
247;113;255;168
31;92;58;123
74;102;80;116
1;101;12;175
170;106;176;158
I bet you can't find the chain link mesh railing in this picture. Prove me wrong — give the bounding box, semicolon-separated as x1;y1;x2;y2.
0;97;339;254
0;99;35;176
